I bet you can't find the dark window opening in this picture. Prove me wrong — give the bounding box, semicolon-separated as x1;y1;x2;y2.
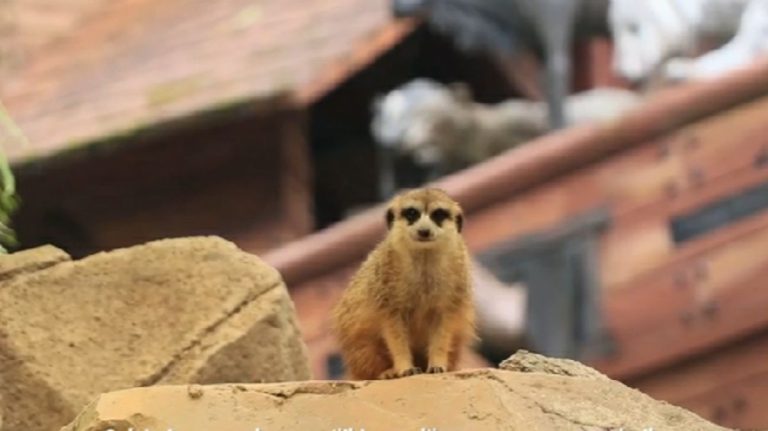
671;180;768;244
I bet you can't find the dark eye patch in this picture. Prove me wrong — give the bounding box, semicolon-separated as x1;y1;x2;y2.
401;207;421;224
430;208;450;226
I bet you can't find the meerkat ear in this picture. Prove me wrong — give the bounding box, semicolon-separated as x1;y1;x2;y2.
386;208;395;229
456;213;463;232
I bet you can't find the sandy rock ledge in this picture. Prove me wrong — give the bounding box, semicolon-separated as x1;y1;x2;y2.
62;350;728;431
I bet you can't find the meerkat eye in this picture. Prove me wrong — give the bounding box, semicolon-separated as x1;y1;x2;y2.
430;208;450;226
401;207;420;224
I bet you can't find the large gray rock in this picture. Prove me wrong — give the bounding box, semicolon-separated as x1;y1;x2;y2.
0;237;310;431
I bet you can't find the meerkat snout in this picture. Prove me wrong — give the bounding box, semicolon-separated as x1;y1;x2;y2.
411;212;437;243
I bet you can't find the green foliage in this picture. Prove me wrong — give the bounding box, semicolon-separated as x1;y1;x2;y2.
0;100;22;253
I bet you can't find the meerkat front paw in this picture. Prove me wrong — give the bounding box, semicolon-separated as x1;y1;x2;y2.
399;367;423;377
378;368;399;379
378;367;423;379
426;366;445;374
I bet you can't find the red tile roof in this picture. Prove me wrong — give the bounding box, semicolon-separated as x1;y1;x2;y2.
17;1;112;49
0;0;112;78
1;0;410;164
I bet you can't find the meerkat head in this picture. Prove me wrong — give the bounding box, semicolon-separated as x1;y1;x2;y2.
385;187;464;250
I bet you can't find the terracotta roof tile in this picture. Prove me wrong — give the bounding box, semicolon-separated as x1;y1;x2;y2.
1;0;400;164
0;0;112;73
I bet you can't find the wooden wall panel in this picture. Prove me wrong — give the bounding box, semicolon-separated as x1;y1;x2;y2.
682;372;768;430
630;330;768;430
601;162;768;288
457;93;768;396
601;213;768;341
463;94;768;289
15;111;314;256
594;245;768;379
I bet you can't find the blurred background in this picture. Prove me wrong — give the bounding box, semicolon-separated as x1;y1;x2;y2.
2;0;768;428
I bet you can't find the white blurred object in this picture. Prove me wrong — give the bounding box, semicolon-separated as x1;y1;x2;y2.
371;79;454;154
663;0;768;81
609;0;750;82
472;259;527;350
371;79;643;172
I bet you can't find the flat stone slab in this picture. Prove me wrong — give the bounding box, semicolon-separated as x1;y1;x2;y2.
63;353;727;431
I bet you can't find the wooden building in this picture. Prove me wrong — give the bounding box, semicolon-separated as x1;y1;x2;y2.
263;61;768;430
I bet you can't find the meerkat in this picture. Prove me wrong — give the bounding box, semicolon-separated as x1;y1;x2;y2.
331;187;476;380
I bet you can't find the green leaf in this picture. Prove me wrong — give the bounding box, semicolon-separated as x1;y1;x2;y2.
0;99;23;253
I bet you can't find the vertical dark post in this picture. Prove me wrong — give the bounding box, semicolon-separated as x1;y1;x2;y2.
377;144;398;200
529;0;580;129
280;109;314;236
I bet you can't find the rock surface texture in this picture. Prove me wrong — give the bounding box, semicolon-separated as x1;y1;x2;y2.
0;244;70;281
0;238;310;431
62;350;728;431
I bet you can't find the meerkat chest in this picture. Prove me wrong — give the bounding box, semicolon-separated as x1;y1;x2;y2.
396;267;460;321
404;262;453;296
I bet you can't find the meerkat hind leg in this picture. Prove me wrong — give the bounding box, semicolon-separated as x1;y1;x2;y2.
446;332;465;371
381;318;422;377
338;332;392;380
427;314;463;373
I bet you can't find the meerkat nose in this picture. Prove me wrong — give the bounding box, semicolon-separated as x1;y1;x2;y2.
417;229;431;238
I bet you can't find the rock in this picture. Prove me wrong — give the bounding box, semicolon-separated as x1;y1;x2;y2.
0;236;310;431
61;356;728;431
0;245;70;282
499;349;609;380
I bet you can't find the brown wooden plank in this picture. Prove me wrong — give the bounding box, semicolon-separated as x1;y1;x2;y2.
592;255;768;380
603;213;768;338
466;142;768;291
601;163;768;288
630;330;768;409
465;95;768;261
462;134;671;251
611;96;768;217
674;369;768;430
463;170;607;251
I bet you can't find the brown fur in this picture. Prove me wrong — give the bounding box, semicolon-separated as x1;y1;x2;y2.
331;188;476;380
